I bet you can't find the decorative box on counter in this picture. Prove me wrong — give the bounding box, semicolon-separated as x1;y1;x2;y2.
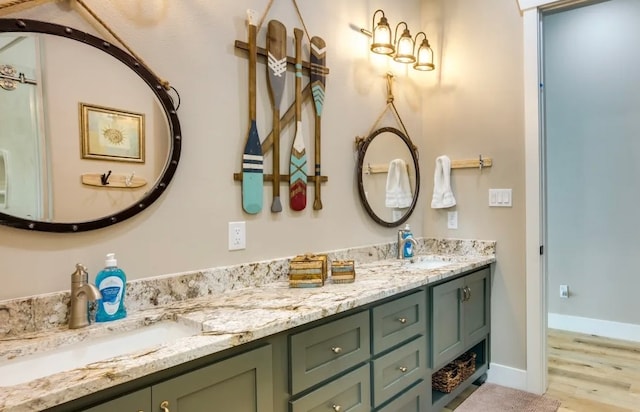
331;260;355;283
288;253;328;288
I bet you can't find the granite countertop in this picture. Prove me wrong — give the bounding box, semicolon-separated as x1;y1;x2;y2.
0;239;495;411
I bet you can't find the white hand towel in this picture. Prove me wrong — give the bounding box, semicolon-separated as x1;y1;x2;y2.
431;155;456;209
385;158;413;209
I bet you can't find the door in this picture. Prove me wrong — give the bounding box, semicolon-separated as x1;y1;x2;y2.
463;268;490;345
151;345;273;412
431;278;464;370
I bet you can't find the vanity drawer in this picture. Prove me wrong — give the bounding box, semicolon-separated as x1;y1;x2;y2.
290;310;370;394
289;364;371;412
376;379;430;412
372;335;427;407
372;289;426;354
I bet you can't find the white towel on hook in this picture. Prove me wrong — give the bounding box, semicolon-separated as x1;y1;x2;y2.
385;158;413;209
431;155;456;209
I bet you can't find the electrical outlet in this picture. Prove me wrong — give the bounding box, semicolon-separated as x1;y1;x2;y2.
447;211;458;229
228;221;246;251
559;284;569;299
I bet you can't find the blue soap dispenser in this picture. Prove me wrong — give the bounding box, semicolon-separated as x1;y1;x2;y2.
402;224;414;258
95;253;127;322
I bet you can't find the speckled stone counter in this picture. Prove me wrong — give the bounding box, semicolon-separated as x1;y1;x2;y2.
0;238;495;411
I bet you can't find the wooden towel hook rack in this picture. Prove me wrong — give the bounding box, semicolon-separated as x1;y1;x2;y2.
451;155;492;171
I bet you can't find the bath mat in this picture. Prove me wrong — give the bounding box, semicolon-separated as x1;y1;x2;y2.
455;383;561;412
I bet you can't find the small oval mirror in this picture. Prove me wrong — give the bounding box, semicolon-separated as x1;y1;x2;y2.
0;19;181;232
356;127;420;227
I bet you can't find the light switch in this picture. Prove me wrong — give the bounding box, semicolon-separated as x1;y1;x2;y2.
489;189;512;207
447;211;458;229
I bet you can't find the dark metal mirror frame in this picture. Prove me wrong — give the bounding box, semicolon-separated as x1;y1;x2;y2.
356;126;420;228
0;18;181;233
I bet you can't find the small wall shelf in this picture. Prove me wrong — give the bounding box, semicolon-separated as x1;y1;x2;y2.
451;156;492;170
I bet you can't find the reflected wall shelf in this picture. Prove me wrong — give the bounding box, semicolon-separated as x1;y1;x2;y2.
81;173;147;188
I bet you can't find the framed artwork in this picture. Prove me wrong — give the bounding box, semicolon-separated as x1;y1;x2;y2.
80;103;145;162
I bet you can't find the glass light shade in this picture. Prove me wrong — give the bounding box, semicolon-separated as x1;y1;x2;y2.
394;28;415;63
413;38;435;71
371;15;394;55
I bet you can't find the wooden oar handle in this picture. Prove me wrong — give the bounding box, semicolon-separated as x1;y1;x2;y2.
248;23;257;121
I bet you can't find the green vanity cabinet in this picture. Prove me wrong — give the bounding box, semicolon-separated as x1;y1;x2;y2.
376;380;430;412
82;345;273;412
429;266;491;411
83;388;150;412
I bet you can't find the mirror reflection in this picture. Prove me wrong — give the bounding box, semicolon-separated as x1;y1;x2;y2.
357;127;420;227
0;19;180;232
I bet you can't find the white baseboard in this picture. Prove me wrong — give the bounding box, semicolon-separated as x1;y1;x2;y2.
486;363;527;391
548;313;640;343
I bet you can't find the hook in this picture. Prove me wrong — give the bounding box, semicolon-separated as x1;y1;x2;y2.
125;172;135;187
100;170;112;185
479;155;484;171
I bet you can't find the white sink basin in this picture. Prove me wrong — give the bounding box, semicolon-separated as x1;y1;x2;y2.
0;321;199;387
403;257;451;270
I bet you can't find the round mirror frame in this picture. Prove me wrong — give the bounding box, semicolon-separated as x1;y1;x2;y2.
0;18;181;233
356;126;420;227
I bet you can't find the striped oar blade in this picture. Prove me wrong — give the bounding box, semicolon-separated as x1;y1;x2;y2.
290;28;307;211
267;20;287;213
242;10;263;214
310;36;327;210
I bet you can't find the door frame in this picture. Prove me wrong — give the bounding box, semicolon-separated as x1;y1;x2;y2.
517;0;593;395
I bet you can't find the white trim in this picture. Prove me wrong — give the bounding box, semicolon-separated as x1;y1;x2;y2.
523;7;546;396
486;363;528;391
522;0;600;396
548;313;640;343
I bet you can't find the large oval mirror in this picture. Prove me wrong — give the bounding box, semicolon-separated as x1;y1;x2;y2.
0;19;181;232
356;127;420;227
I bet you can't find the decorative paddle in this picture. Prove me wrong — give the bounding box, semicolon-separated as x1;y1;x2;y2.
266;20;286;213
241;10;263;214
289;28;307;211
310;36;327;210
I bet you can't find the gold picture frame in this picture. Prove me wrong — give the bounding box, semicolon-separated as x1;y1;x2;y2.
80;103;145;163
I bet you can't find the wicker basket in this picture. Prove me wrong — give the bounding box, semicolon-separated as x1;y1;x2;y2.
455;351;477;382
432;362;462;393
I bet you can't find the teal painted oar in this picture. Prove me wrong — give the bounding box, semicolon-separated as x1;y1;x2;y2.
310;36;327;210
266;20;286;213
290;28;307;211
242;10;263;214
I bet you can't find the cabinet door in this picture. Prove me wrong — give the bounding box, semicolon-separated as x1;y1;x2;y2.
463;267;490;345
431;278;464;370
82;388;150;412
151;345;273;412
289;364;371;412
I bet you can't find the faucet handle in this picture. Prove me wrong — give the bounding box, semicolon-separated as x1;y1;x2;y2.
71;263;89;284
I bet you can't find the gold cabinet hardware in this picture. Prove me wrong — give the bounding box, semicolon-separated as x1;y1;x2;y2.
332;404;342;412
160;400;170;412
331;346;343;354
399;366;408;373
398;317;407;324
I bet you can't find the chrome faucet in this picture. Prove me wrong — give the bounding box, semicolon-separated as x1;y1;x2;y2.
397;230;419;259
69;263;102;329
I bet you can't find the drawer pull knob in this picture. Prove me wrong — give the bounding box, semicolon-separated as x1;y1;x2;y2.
331;346;343;354
332;405;342;412
160;401;170;412
399;366;408;373
398;317;407;324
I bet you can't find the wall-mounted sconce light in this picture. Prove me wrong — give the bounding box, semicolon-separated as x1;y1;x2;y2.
360;9;435;72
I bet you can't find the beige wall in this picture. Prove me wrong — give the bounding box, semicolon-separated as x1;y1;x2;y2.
421;0;526;370
0;0;528;373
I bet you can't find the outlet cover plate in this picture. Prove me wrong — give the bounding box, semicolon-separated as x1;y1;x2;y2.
228;221;246;251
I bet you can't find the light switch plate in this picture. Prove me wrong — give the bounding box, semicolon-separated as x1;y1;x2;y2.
447;211;458;229
489;189;512;207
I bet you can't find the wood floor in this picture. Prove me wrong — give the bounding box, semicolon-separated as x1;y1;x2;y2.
545;329;640;412
443;329;640;411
